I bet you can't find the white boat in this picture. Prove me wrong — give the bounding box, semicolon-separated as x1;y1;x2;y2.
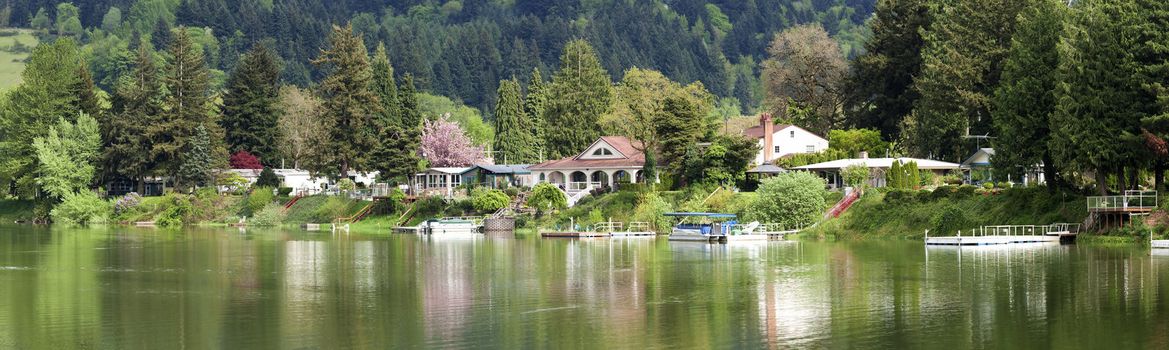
665;213;768;243
417;217;483;234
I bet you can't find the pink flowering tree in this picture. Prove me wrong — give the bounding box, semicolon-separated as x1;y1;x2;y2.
420;115;485;167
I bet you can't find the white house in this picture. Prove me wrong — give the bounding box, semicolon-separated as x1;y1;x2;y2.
226;169;379;195
960;148;1046;185
741;113;829;165
412;167;473;199
529;136;653;204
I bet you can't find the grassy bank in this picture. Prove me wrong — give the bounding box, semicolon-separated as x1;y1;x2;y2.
0;29;38;92
811;187;1087;240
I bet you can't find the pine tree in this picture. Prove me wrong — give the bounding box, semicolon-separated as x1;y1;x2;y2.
524;68;548;160
153;27;221;188
371;74;421;183
889;160;903;189
908;161;920;188
908;0;1029;161
178;124;213;191
222;43;283;166
846;0;931;139
73;61;101;118
991;0;1065;188
370;43;400;128
312;24;381;178
493;78;537;164
106;44;163;193
1051;0;1145;194
1135;0;1169;189
543;39;612;159
656;95;705;186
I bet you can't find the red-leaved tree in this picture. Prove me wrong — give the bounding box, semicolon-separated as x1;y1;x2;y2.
420;115;485;167
230;150;263;169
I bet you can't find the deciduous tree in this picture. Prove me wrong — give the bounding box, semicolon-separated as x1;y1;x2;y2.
762;24;848;135
420;114;484;167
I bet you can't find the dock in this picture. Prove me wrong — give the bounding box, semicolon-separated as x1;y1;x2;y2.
1152;240;1169;249
540;221;656;238
925;224;1080;246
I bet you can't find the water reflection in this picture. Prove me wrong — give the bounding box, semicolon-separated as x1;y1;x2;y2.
2;227;1169;349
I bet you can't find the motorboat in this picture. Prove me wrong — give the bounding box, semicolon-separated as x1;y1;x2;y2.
665;212;768;243
416;217;483;234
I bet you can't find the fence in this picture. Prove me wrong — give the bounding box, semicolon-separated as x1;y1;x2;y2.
958;223;1082;237
1087;190;1158;211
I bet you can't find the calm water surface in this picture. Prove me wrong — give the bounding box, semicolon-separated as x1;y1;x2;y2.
1;225;1168;349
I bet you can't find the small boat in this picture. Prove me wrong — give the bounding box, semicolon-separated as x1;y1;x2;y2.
417;217;483;234
665;213;767;243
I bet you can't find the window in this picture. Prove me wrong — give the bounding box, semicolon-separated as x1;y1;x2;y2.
790;130;795;138
806;145;815;153
774;146;781;153
592;148;614;156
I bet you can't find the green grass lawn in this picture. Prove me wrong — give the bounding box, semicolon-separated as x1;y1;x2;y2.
0;28;38;92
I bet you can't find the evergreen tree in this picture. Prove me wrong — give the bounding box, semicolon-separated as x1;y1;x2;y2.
178;124;213;190
493;78;537;164
656;95;706;187
312;24;381;178
73;61;102;118
371;74;421;183
0;39;83;197
846;0;931;139
151;18;171;50
1135;0;1169;189
1051;0;1145;194
153;27;221;188
908;0;1029;161
370;43;401;128
889;160;903;189
543;39;612;159
222;43;283;166
524;68;548;160
908;161;920;188
106;44;163;193
991;0;1065;188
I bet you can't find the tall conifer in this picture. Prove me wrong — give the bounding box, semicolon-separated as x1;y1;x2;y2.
312;24;380;178
222;43;283;166
543;39;612;159
493;78;536;164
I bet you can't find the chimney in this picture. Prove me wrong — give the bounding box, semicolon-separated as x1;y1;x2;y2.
761;113;774;163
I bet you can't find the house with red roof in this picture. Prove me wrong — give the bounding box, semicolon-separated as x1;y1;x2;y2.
741;113;829;165
529;136;652;197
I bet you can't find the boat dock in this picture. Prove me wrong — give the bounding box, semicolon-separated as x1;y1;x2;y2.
925;224;1081;246
540;221;656;238
1152;240;1169;249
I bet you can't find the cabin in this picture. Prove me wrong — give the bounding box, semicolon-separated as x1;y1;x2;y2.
741;113;829;165
793;154;961;188
412;167;473;199
529;136;653;196
461;164;533;189
225;169;379;195
960;148;1046;186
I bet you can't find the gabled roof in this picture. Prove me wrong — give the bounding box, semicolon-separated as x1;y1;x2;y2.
529;136;646;170
961;148;995;167
793;158;961;171
421;167;474;175
742;124;827;142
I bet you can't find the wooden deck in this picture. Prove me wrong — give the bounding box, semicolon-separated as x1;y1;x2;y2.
926;224;1080;246
541;231;656;238
926;235;1061;246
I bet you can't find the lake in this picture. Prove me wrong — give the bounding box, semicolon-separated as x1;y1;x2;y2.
1;226;1167;349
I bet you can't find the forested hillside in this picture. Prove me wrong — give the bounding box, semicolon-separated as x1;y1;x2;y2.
0;0;874;115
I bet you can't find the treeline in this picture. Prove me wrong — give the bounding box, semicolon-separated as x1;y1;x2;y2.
4;0;873;116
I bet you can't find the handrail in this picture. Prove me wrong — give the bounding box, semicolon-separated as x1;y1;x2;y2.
1087;191;1158;210
627;222;650;232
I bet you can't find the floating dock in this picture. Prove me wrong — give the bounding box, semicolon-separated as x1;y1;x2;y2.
541;231;655;238
1152;240;1169;249
925;224;1080;246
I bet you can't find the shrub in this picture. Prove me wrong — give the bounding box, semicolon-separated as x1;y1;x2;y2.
504;187;520;197
51;191;112;225
413;196;447;220
527;183;567;216
250;203;286;227
255;168;283;188
954;185;978;198
229;151;262;169
931;205;972;236
884;189;918;204
932;185;956;200
218;172;249;194
113;192;142;215
336;179;356;191
243;187;276;217
982;182;995;189
746;172;828;228
632;192;674;233
470;188;510;213
842;164;870;188
941;174;964;185
155;193;194;227
278;187;293;196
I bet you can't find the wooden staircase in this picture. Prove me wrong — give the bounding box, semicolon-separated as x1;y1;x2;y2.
282;193;304;213
491;191;535;218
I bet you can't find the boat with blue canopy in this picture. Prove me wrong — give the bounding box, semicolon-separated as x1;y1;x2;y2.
664;212;768;243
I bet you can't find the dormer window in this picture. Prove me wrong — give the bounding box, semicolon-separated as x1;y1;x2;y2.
593;148;614;156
